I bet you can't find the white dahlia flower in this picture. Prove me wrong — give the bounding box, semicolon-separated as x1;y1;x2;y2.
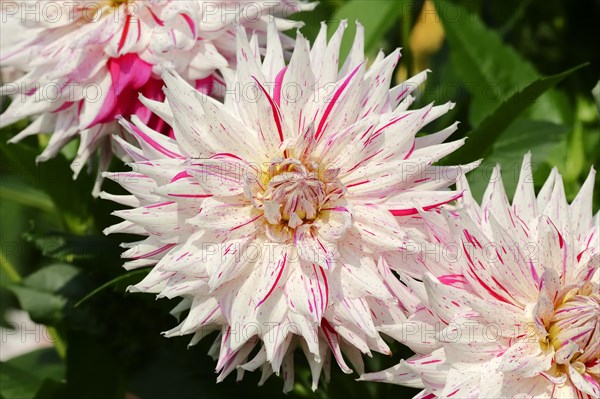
0;1;36;83
362;153;599;398
0;0;312;193
102;22;476;390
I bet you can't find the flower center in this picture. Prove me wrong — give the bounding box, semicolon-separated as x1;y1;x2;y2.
263;159;326;227
548;291;599;363
247;157;345;242
103;0;129;8
540;286;600;387
74;0;131;22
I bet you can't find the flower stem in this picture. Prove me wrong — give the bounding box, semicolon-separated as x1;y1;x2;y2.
0;250;21;284
47;326;67;360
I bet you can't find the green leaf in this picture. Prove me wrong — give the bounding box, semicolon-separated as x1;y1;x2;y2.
287;1;338;42
467;119;568;199
33;380;67;399
7;264;84;325
0;362;43;399
0;140;95;234
434;0;538;125
497;0;532;36
444;63;587;165
7;349;64;382
22;264;80;293
593;81;600;116
23;233;121;267
0;177;54;213
75;268;150;307
7;287;66;326
330;0;409;60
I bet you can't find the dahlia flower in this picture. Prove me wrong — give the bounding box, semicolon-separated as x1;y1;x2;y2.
0;0;312;194
102;21;476;390
0;1;34;82
362;153;599;398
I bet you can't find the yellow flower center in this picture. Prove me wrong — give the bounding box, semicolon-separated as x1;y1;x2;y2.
108;0;129;7
549;291;599;359
247;157;345;242
540;286;599;386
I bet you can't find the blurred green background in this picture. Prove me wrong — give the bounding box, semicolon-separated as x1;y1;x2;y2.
1;0;598;398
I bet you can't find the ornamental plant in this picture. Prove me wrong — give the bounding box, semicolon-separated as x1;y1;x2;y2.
102;21;475;391
0;1;598;398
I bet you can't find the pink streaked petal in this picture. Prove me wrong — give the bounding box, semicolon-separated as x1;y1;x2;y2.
314;61;366;141
389;191;464;217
